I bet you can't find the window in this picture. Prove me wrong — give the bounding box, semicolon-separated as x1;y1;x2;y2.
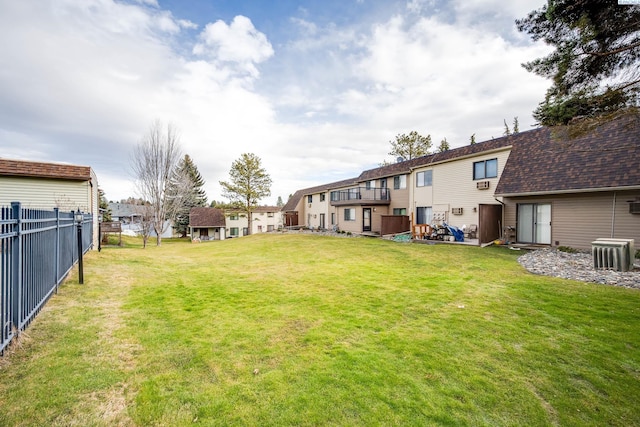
416;207;433;224
416;170;432;187
267;212;274;217
267;225;274;232
344;208;355;221
380;178;387;188
365;180;375;190
393;175;407;189
331;213;335;225
320;193;326;202
229;214;239;220
331;191;340;201
393;208;407;215
473;158;498;180
257;225;263;232
308;195;313;203
230;227;239;236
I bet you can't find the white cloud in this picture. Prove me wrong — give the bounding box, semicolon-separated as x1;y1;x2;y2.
193;15;274;78
0;0;554;205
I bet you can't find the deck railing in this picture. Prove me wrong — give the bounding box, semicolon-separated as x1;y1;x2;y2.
1;202;92;355
330;187;391;205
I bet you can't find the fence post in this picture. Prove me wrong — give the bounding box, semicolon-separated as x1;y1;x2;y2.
11;202;22;333
55;207;60;293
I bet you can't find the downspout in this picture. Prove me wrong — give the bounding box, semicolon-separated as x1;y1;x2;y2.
611;192;616;238
494;197;506;240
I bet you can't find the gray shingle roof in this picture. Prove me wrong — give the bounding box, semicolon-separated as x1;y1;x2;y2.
495;114;640;196
281;177;358;212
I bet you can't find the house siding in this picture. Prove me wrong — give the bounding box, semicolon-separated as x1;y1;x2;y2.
411;149;511;231
305;192;329;229
503;190;640;250
0;176;92;211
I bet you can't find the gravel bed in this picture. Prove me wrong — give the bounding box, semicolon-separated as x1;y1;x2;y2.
518;248;640;289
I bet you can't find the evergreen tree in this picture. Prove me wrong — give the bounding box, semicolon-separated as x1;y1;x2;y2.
98;188;112;222
172;154;208;237
388;131;432;161
470;134;476;145
220;153;272;235
437;138;450;152
517;1;640;125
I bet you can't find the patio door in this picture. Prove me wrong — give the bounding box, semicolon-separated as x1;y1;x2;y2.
363;208;371;232
319;213;325;229
517;203;551;244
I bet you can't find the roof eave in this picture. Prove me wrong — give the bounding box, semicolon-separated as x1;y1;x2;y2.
495;185;640;198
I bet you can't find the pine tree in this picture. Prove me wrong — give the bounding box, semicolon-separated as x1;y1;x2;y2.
172;154;208;237
517;1;640;125
437;138;450;152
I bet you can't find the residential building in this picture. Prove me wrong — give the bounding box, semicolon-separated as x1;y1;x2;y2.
0;158;99;248
495;114;640;250
189;207;226;240
283;113;640;249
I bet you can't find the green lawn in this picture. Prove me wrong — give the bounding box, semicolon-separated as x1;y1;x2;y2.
1;233;639;426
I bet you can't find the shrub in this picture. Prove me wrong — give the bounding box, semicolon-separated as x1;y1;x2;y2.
557;246;579;253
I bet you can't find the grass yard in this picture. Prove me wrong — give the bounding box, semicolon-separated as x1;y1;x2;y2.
1;233;639;426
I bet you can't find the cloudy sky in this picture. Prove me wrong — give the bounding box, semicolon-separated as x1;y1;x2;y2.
0;0;552;205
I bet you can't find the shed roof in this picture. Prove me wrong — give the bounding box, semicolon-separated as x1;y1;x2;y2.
0;158;92;181
189;207;226;227
495;114;640;196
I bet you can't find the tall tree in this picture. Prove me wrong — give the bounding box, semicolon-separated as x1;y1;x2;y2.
170;154;208;237
503;119;511;136
276;196;284;208
437;138;450;152
517;1;640;126
470;134;476;145
98;188;112;222
388;131;432;161
219;153;272;235
130;120;184;246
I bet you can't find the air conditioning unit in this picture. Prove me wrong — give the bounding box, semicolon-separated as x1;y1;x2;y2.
476;181;490;190
592;239;634;272
451;207;463;215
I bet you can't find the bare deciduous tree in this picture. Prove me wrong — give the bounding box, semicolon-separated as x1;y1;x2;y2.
131;120;186;246
136;203;154;249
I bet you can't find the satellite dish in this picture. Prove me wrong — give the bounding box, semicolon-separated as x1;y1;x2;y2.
397;156;405;163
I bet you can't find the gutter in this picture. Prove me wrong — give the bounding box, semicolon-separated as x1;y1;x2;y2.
495;185;640;198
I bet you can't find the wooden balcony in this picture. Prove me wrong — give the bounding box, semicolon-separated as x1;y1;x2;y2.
330;188;391;206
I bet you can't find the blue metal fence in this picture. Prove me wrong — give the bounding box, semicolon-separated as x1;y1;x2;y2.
1;202;92;355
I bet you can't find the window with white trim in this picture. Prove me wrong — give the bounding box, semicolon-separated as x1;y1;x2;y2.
393;175;407;189
344;208;356;221
473;158;498;180
416;170;432;187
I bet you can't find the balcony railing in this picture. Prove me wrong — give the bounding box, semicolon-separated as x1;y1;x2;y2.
330;187;391;206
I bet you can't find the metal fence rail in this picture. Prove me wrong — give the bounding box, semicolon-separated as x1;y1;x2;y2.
1;202;92;354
